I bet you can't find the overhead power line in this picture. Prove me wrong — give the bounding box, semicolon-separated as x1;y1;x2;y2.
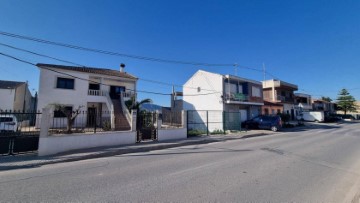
0;42;84;67
0;31;277;74
0;52;221;97
0;31;235;67
0;42;223;93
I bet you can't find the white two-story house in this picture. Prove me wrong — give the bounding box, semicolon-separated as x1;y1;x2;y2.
183;70;264;131
36;63;137;130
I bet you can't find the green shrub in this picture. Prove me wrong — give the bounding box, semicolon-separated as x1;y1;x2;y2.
188;129;207;136
210;129;225;135
102;120;111;131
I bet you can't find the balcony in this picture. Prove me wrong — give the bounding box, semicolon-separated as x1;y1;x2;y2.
224;93;263;105
295;103;313;110
276;95;294;103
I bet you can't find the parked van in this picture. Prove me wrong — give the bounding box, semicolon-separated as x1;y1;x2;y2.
0;115;19;132
297;111;324;122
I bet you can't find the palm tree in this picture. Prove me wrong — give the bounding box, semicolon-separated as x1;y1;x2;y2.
125;97;152;112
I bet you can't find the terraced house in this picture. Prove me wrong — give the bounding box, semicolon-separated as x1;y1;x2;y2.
36;63;137;131
183;70;264;132
262;79;298;120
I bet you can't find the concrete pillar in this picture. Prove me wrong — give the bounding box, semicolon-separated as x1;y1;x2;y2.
157;113;162;130
40;108;51;137
272;87;276;101
131;110;137;131
182;110;187;128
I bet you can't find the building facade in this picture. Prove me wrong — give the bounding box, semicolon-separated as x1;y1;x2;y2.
0;80;33;112
36;63;137;130
262;79;298;120
183;70;264;131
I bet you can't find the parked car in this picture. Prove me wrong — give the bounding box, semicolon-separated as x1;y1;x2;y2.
324;115;342;123
341;114;355;121
242;115;282;132
0;115;19;132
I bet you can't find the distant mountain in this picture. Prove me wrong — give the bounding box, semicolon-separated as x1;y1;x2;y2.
140;103;165;112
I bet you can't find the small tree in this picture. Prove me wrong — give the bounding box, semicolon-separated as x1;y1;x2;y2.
53;104;83;133
321;96;332;102
336;89;358;115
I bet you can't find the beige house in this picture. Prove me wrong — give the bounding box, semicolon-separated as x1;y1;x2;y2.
262;79;298;120
312;99;336;115
0;80;33;112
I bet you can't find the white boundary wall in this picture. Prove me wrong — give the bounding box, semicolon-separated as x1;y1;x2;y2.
158;128;187;141
38;131;136;156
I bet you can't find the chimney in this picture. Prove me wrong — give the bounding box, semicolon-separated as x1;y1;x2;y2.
120;63;125;73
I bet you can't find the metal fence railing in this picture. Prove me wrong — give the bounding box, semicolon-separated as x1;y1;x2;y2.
0;110;42;136
0;110;42;155
161;110;182;128
187;110;241;137
48;111;131;134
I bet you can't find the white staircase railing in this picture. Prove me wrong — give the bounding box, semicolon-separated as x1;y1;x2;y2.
120;93;132;125
105;92;115;129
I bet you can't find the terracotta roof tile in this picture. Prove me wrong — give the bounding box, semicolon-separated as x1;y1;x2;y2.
36;63;137;80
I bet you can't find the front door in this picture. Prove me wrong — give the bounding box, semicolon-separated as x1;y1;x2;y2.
110;86;125;99
87;107;96;127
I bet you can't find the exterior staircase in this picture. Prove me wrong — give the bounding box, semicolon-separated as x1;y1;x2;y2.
112;99;131;131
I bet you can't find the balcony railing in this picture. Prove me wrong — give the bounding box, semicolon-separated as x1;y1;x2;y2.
276;95;294;103
224;93;249;102
224;93;263;103
121;91;136;99
295;103;312;110
88;89;106;96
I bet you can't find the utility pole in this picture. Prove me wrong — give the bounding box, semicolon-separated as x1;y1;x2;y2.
262;63;266;81
234;63;238;76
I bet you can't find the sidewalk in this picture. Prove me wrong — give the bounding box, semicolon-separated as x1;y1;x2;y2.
0;130;270;171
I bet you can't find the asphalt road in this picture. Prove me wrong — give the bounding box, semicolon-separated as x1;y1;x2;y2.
1;122;360;202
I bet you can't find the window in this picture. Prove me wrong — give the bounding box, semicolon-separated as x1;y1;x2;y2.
252;86;261;97
56;77;74;89
54;106;73;118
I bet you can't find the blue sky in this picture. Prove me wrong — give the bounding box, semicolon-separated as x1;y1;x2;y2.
0;0;359;106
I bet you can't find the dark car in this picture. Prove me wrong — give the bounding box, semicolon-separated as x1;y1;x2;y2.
341;114;355;120
242;115;282;132
324;115;342;123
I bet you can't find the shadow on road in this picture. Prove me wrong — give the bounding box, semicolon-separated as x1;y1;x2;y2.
242;122;343;134
115;147;253;157
280;123;341;133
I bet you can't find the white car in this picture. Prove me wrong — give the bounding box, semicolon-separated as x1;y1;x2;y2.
0;115;19;132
